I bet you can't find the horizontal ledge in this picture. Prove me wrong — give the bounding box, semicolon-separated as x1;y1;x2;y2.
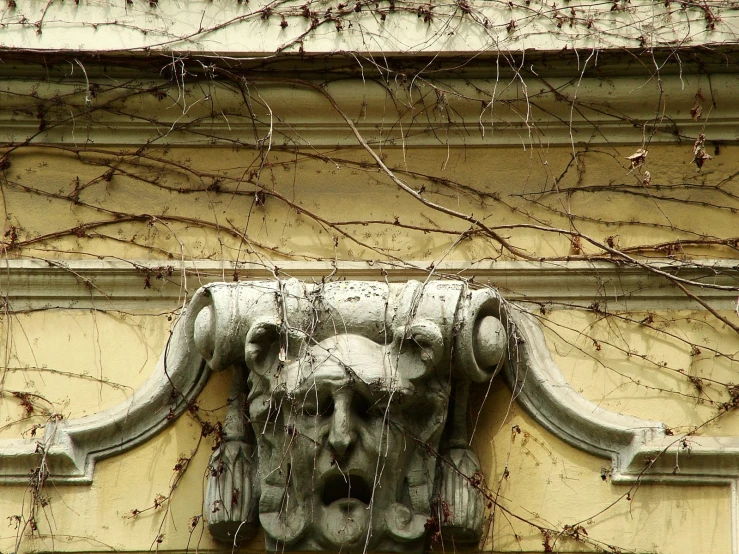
2;119;737;148
617;436;739;480
2;72;738;149
1;258;737;311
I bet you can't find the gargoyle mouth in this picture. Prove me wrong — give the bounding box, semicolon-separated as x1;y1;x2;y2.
321;474;373;506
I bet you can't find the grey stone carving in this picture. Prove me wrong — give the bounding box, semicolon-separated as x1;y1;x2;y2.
13;271;736;550
193;280;508;551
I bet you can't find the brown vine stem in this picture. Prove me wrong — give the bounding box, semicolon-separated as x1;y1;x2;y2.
470;221;739;292
669;278;739;334
213;74;738;330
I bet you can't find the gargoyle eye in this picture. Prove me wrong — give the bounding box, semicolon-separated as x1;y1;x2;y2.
245;320;281;371
301;397;334;418
354;393;389;419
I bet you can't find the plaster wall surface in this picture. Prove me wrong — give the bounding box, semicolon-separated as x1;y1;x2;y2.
3;144;738;263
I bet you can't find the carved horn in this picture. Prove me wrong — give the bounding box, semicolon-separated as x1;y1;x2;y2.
190;281;297;373
453;288;508;383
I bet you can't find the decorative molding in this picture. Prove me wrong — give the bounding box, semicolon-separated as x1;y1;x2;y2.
4;114;738;148
0;313;211;484
2;259;737;311
2;277;739;548
506;312;739;481
1;72;738;148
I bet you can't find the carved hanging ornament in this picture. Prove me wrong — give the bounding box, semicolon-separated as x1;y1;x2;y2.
187;280;509;551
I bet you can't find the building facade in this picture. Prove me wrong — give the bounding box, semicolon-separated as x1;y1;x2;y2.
1;1;739;552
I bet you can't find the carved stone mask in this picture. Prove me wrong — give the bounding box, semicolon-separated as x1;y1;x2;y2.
189;280;508;552
250;332;451;551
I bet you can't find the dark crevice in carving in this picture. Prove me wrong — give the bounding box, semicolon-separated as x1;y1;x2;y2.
320;474;372;506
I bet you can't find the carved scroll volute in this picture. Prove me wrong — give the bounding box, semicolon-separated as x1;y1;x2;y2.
435;289;509;545
453;289;508;384
191;285;261;373
189;283;279;545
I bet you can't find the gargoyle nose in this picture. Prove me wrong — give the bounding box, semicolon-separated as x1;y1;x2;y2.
328;395;356;457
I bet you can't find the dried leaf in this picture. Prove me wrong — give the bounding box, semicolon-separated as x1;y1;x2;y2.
692;133;713;170
690;103;702;121
570;235;582;254
694;150;713;170
693;133;706;156
625;148;648;169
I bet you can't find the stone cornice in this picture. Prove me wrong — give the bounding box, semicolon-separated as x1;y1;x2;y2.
2;259;737;311
1;69;736;148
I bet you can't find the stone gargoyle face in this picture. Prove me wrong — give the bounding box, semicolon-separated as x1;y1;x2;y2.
248;331;449;551
192;280;508;552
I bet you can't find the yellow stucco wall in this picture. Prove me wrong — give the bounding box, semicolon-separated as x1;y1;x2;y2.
3;144;738;262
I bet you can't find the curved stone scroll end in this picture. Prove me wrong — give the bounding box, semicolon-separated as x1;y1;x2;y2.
501;306;666;465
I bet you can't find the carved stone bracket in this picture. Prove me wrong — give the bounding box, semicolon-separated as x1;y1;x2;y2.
2;279;738;551
192;279;509;550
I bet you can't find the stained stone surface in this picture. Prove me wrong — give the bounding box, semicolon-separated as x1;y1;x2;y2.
192;280;508;552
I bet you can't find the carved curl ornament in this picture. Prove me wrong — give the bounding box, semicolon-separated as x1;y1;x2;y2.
191;280;508;551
